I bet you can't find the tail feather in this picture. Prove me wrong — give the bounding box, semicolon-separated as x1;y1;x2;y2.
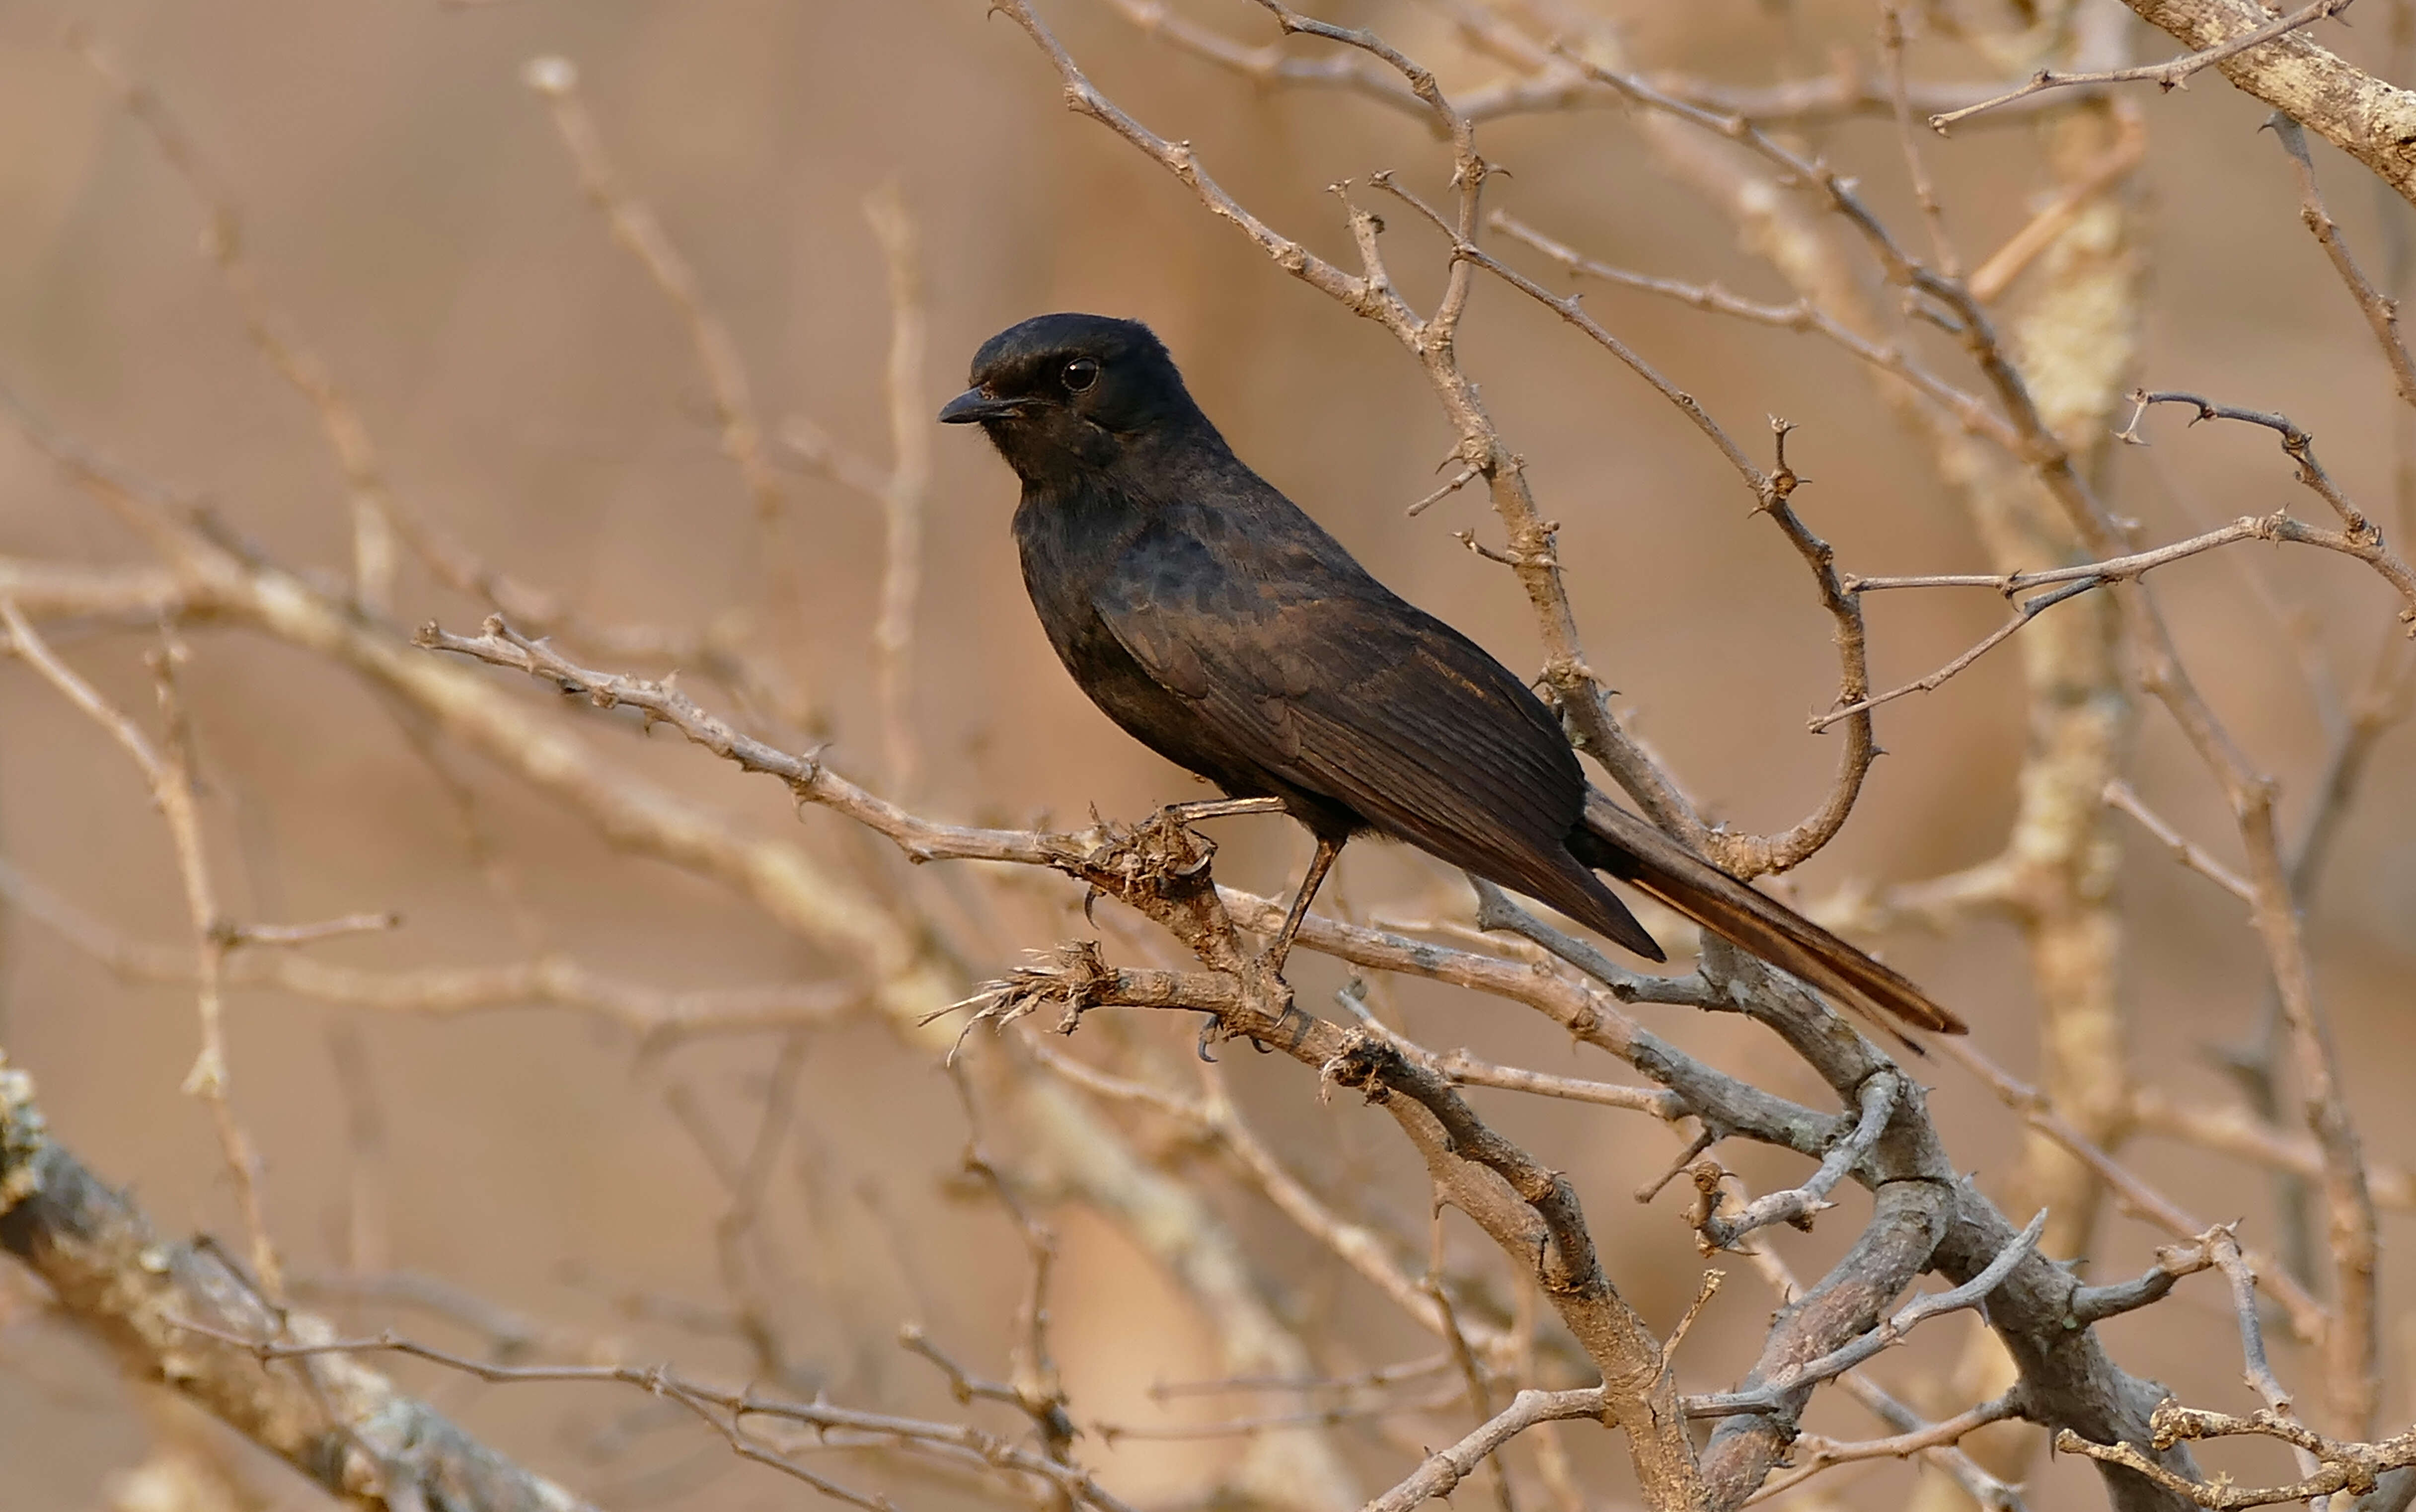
1575;791;1966;1037
1512;856;1668;963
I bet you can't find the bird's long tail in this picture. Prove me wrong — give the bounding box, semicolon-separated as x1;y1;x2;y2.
1573;791;1967;1036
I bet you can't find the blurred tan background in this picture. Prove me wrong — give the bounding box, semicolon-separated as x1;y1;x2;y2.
0;0;2410;1508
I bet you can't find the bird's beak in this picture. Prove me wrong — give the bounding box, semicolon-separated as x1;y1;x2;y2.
938;387;1022;425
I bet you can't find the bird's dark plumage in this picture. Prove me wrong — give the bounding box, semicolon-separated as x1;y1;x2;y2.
942;312;1963;1037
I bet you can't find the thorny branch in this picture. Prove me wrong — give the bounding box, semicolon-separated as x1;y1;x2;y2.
1928;0;2357;131
406;606;2230;1509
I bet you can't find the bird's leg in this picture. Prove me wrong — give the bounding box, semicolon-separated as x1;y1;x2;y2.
1261;835;1343;978
1237;838;1341;1055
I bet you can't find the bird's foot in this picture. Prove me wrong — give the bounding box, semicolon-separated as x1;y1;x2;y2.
1084;805;1219;888
1232;954;1314;1055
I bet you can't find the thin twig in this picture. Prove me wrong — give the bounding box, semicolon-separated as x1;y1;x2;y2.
1966;102;2149;304
0;604;282;1298
223;912;400;949
1810;579;2099;731
1684;1210;2045;1419
2270;116;2416;411
1361;1388;1608;1512
2102;779;2257;903
1928;0;2357;131
1696;1072;1898;1248
1881;7;1959;278
1935;1036;2327;1341
67;27;398;609
0;857;859;1042
1489;211;2017;451
164;1314;1138;1512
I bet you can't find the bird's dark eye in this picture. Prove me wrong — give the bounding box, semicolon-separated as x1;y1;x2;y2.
1062;357;1100;394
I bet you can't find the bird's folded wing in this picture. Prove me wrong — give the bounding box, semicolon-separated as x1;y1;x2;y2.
1093;535;1584;879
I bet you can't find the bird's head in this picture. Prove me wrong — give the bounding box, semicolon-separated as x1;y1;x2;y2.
938;313;1210;479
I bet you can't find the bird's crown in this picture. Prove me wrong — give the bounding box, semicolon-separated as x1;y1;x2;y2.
967;312;1169;392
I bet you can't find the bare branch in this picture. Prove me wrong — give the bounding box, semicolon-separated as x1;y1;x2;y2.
0;604;281;1297
2111;0;2416;211
0;856;859;1043
2102;779;2257;903
1809;578;2099;732
2267;116;2416;412
1694;1071;1898;1249
1930;0;2355;131
1687;1210;2044;1420
0;1049;601;1511
1361;1387;1607;1512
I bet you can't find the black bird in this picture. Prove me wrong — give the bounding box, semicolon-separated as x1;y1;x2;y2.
941;312;1963;1037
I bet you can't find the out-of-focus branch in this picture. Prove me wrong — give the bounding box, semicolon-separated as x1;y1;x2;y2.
862;183;931;795
0;1048;600;1512
517;55;821;731
59;36;791;726
172;1314;1138;1512
0;603;282;1299
0;557;186;622
1103;0;2117;129
1881;5;1960;277
1022;1032;1471;1350
1965;100;2148;304
521;57;781;530
2127;1084;2416;1210
1491;211;2016;451
67;26;398;610
0;856;860;1045
956;1132;1078;1465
